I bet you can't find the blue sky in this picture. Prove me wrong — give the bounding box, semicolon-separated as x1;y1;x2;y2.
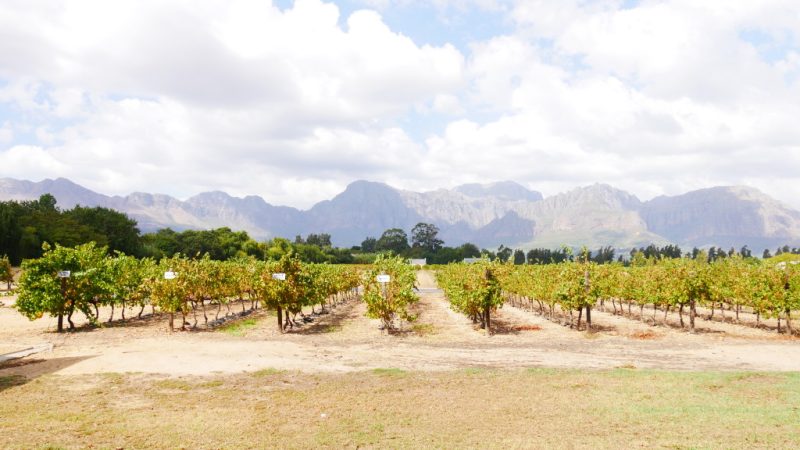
1;0;799;209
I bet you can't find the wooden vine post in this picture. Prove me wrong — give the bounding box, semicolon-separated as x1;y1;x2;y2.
483;267;492;336
584;267;592;331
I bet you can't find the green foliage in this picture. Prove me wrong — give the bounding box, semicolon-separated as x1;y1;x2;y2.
376;228;410;255
139;228;356;264
220;318;258;336
142;227;252;260
767;253;800;264
362;254;418;330
0;255;12;288
360;237;377;253
411;222;443;252
0;195;144;264
494;256;800;332
149;254;191;318
15;242;113;330
0;202;23;264
65;206;142;256
257;252;304;312
437;259;504;331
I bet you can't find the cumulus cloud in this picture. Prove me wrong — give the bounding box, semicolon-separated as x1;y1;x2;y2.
0;0;799;211
0;0;463;207
416;0;800;206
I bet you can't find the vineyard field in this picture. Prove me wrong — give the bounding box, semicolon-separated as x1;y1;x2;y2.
2;262;800;449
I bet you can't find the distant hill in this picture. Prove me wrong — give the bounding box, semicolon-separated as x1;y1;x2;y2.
2;177;799;251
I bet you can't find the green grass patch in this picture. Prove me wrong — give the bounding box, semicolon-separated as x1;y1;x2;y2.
411;323;436;336
371;367;407;377
153;379;192;391
0;375;26;389
323;324;343;333
219;318;258;336
251;368;285;377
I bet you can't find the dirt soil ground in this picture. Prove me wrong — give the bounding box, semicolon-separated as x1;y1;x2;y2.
2;270;800;379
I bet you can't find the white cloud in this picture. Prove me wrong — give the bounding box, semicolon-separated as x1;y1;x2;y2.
0;0;799;212
0;0;464;207
0;123;13;144
0;145;69;179
407;0;800;206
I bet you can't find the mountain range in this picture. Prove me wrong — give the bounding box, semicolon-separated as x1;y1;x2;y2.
2;177;800;251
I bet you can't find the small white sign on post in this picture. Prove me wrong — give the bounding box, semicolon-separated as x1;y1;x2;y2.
164;271;177;280
272;273;286;281
376;274;391;283
57;271;71;278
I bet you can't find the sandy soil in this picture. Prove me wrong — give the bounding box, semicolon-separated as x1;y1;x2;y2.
2;270;799;378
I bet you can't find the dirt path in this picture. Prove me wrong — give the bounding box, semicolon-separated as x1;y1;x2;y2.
2;270;800;378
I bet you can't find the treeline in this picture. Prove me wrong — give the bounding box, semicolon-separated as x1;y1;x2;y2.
357;223;482;264
144;229;357;264
0;195;358;265
764;245;800;259
483;245;617;265
0;194;141;264
483;244;793;266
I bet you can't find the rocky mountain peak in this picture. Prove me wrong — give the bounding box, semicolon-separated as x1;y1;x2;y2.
0;177;798;249
455;180;543;202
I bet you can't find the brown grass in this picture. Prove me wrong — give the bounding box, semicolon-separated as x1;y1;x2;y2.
629;330;662;340
1;369;799;449
511;324;542;332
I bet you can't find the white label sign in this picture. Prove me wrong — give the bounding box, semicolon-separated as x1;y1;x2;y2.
376;274;391;283
164;271;177;280
272;273;286;281
57;270;71;278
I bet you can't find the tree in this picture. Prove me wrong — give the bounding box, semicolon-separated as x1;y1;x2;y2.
763;249;772;259
457;243;481;259
376;228;410;255
36;194;58;212
141;228;181;258
411;223;443;252
360;237;377;253
293;243;330;263
66;206;142;256
592;246;615;264
428;246;461;264
265;238;293;260
305;233;332;247
324;247;355;264
0;202;22;264
0;255;13;289
513;249;526;265
497;245;513;263
142;227;253;261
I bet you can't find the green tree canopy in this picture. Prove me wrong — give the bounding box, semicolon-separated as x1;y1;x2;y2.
411;222;443;253
376;228;410;255
66;205;142;256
